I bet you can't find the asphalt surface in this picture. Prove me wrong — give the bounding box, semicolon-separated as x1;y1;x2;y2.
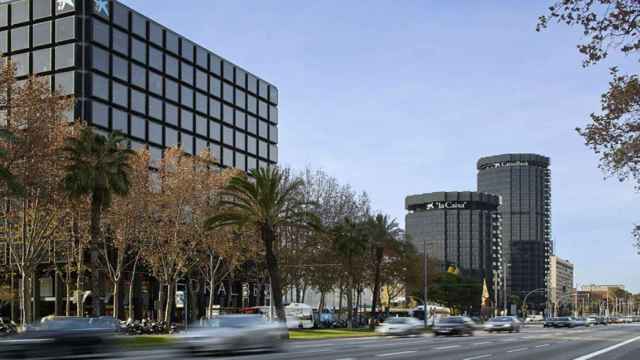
127;324;640;360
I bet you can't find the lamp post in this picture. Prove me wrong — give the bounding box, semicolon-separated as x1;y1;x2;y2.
423;237;428;329
503;263;511;315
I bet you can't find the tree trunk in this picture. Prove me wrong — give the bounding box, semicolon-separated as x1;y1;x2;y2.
369;247;384;330
90;192;104;317
128;255;139;321
65;271;71;316
157;283;166;322
262;224;286;323
346;283;353;329
112;278;120;320
165;282;175;323
208;270;215;319
319;292;325;313
19;272;27;328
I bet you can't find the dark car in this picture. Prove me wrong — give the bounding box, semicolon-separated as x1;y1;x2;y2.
543;317;557;328
484;316;521;333
553;316;577;328
433;316;475;336
0;316;120;359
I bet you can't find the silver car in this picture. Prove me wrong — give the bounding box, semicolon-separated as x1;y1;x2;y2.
375;317;423;336
178;315;288;355
484;316;521;333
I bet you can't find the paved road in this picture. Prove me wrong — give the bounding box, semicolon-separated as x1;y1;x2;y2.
132;324;640;360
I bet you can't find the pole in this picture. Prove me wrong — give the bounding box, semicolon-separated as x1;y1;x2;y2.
423;238;428;328
493;273;498;318
503;263;508;315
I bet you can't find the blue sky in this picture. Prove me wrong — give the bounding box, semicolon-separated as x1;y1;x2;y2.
120;1;640;293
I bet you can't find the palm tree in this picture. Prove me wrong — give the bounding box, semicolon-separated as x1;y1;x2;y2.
205;166;317;323
61;127;134;317
0;128;23;196
368;214;401;330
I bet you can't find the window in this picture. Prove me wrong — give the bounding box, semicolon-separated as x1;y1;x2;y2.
223;125;233;146
149;121;162;144
223;62;234;82
210;98;221;119
149;146;162;166
33;48;51;74
113;3;129;30
34;0;51;19
258;120;268;139
131;89;146;114
112;81;127;107
55;43;75;69
269;124;278;143
55;16;75;42
247;115;257;135
92;46;109;73
210;76;221;98
210;54;221;75
235;131;245;150
149;71;162;95
92;101;109;128
235;68;246;88
112;109;127;133
131;116;146;140
247;94;257;114
165;127;178;147
247;74;257;94
196;69;207;91
247;156;257;171
259;140;268;158
165;54;178;78
269;105;278;123
196;115;207;136
181;62;193;85
0;5;6;27
11;0;29;25
112;55;128;81
259;80;269;100
210;143;221;163
131;63;146;89
92;73;109;100
270;145;278;163
165;103;178;126
223;104;233;125
33;21;51;47
223;83;233;104
235;110;245;130
196;46;207;69
165;78;178;102
223;147;233;167
149;47;162;71
166;31;179;54
196;138;207;155
181;133;193;154
195;92;207;114
247;135;257;155
92;19;109;47
180;85;193;107
180;109;193;131
55;71;75;95
132;13;146;38
270;85;278;104
56;0;75;14
181;39;194;62
11;26;29;51
113;29;129;55
235;88;246;108
259;100;268;119
132;38;146;64
235;153;246;171
149;22;163;46
149;96;162;120
210;121;221;141
0;31;5;54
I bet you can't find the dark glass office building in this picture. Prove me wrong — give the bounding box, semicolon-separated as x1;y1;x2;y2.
0;0;278;170
405;191;503;288
477;154;552;311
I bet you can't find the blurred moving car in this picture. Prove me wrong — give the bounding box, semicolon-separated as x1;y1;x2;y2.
585;317;597;327
484;316;521;333
0;316;119;359
178;315;287;355
525;314;544;323
553;317;579;328
543;318;557;328
433;316;475;336
375;317;423;336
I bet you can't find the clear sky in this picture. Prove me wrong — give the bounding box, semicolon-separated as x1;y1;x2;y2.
120;0;640;293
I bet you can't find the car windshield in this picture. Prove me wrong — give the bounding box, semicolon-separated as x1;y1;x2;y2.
207;316;266;329
491;317;512;322
439;317;464;324
558;317;571;321
41;318;92;331
385;318;409;324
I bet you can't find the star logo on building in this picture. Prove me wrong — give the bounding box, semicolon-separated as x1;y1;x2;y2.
56;0;74;11
94;0;109;16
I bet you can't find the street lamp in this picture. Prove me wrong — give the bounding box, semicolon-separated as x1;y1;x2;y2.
423;237;428;329
503;262;511;315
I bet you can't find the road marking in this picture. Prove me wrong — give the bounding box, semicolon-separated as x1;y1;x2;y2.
434;345;461;350
376;350;417;357
294;343;336;348
572;335;640;360
336;358;356;360
536;344;551;348
507;348;528;353
463;355;492;360
472;341;492;346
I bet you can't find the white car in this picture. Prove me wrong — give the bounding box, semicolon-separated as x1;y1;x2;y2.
376;317;423;336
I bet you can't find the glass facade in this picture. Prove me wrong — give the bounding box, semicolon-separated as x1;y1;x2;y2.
405;192;503;290
477;154;552;311
0;0;279;171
